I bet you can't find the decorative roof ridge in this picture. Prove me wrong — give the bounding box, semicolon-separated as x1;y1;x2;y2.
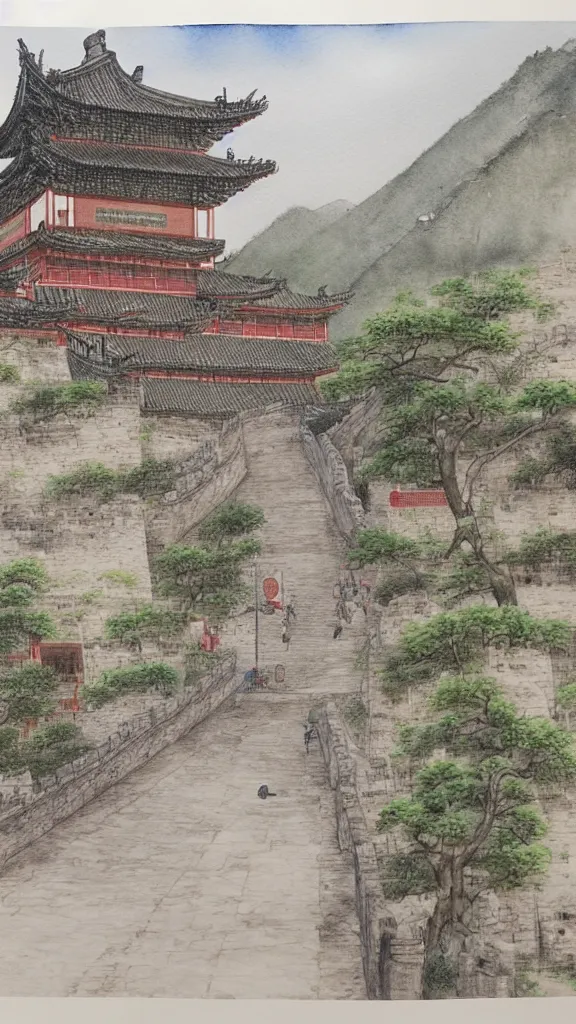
41;30;268;119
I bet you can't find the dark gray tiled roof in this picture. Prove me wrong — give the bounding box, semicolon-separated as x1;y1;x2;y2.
35;286;223;328
245;285;353;310
48;139;276;182
51;50;267;122
0;295;74;327
196;270;279;300
66;330;337;375
0;227;225;266
0;43;268;158
141;378;319;416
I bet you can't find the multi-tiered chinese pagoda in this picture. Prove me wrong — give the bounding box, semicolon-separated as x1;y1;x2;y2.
0;30;350;416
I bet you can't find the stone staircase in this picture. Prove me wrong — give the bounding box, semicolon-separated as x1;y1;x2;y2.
0;407;371;999
220;409;366;697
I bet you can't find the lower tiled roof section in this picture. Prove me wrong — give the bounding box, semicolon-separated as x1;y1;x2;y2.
35;286;226;329
0;227;225;266
141;378;319;416
67;331;337;375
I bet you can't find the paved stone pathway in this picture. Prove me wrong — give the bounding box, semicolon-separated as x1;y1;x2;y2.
0;410;367;998
0;697;364;997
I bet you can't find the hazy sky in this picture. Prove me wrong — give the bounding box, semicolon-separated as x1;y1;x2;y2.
1;22;576;252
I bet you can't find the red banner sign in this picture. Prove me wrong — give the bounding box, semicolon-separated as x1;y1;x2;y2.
390;489;448;508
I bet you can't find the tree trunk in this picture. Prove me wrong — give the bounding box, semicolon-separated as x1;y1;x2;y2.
423;866;470;999
438;451;518;606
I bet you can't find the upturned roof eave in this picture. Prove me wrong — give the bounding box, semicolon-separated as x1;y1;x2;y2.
10;42;268;131
0;144;277;222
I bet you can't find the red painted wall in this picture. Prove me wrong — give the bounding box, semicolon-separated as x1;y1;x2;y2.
0;210;26;253
41;257;197;295
74;196;196;237
204;319;328;342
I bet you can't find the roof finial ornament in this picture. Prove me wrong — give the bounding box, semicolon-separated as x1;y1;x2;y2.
131;65;144;84
317;285;327;297
226;147;235;161
82;29;107;63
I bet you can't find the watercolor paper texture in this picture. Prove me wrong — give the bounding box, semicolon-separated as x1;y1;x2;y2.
1;18;576;1003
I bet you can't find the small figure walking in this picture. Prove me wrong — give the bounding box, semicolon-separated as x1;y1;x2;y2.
257;784;276;799
304;723;316;752
333;624;343;640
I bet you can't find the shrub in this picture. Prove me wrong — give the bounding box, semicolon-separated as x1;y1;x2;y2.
45;457;177;503
0;725;25;775
509;528;576;573
45;462;119;501
423;952;457;996
0;363;19;383
99;570;138;588
119;458;176;496
105;605;188;649
343;695;368;730
557;684;576;710
0;557;48;593
0;663;59;724
198;501;265;546
509;457;550;489
20;721;91;780
0;609;57;655
82;662;179;708
11;381;107;422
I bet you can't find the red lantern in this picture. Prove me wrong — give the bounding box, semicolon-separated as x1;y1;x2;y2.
262;577;279;601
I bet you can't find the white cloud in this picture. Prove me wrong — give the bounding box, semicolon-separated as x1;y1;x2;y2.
0;23;575;251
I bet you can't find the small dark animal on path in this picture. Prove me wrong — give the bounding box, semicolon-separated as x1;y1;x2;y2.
257;785;277;799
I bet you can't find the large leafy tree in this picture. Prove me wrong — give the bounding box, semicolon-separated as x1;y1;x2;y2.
321;274;576;606
380;605;570;701
0;558;56;655
155;502;264;625
0;663;59;724
377;675;576;998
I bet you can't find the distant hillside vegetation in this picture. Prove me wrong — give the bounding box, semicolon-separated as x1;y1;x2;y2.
222;199;354;278
227;39;576;339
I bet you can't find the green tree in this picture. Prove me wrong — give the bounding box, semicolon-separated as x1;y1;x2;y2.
347;527;431;606
104;605;189;653
320;274;570;606
0;663;59;724
155;538;261;623
381;605;570;700
11;381;107;424
82;662;179;708
0;558;56;655
20;721;91;780
198;501;266;547
0;726;24;775
377;675;576;998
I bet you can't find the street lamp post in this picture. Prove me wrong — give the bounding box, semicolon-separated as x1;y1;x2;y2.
253;559;259;674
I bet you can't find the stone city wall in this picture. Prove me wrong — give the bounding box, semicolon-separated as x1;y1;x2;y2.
300;424;366;542
144;416;247;549
0;653;238;873
315;702;424;1000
